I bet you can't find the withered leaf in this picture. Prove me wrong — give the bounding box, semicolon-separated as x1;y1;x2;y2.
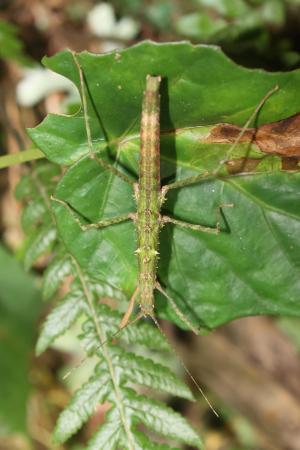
206;113;300;158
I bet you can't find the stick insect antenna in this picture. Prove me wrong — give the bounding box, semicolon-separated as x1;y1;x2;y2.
72;52;134;186
150;314;219;418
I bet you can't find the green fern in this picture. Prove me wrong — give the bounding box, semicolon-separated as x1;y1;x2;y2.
0;19;31;65
15;162;62;270
42;251;73;300
16;161;203;449
37;268;202;448
52;300;201;448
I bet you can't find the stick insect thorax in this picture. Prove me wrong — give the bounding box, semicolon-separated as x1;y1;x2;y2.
135;75;162;317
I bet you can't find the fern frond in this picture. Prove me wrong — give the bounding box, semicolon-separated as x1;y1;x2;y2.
88;277;129;303
24;224;57;270
87;408;122;450
123;430;180;450
36;288;85;355
87;408;181;450
21;199;47;232
86;406;183;450
55;299;201;448
108;347;194;400
123;389;202;448
42;253;74;300
16;161;62;271
54;371;111;442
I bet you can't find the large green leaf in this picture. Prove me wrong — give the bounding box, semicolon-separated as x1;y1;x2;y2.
29;41;300;330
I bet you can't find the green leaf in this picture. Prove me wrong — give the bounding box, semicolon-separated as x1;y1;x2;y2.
87;407;180;450
42;253;73;300
87;409;122;450
88;278;129;303
36;289;84;355
21;200;48;233
0;244;41;433
24;224;57;270
124;389;203;448
54;372;111;443
111;348;194;400
29;42;300;329
130;432;178;450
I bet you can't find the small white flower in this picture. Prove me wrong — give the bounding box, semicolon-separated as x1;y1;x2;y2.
114;17;140;40
87;3;116;37
87;2;139;40
16;68;77;107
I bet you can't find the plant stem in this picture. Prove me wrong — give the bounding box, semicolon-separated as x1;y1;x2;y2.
0;148;44;169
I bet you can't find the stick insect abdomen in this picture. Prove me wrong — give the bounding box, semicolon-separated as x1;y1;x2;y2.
136;75;162;316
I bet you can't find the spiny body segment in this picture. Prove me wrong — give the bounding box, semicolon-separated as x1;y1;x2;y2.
136;75;162;316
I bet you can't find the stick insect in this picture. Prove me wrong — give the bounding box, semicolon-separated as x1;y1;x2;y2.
52;54;278;405
53;54;277;328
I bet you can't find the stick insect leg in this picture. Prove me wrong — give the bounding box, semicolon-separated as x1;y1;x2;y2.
161;215;220;234
120;286;140;329
72;53;135;187
161;171;211;199
161;202;234;234
155;282;199;335
51;195;135;231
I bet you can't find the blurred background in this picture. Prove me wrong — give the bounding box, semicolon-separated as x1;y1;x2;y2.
1;1;300;449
